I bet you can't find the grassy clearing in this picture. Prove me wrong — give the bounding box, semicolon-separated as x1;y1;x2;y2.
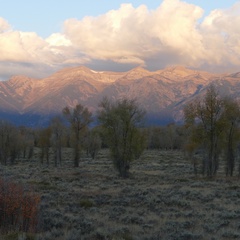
0;149;240;239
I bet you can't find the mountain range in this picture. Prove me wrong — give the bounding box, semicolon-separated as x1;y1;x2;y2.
0;65;240;126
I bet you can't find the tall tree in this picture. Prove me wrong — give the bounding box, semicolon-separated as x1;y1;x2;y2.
50;116;65;167
63;104;92;167
0;120;21;165
222;98;240;176
18;126;34;159
98;98;146;178
184;85;225;177
38;127;52;165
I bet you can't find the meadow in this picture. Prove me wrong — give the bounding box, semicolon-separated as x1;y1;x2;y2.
1;149;240;240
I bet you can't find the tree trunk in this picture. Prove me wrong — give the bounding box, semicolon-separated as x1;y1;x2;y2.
74;144;80;167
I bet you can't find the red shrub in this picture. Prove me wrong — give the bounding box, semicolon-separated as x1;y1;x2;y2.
0;177;40;234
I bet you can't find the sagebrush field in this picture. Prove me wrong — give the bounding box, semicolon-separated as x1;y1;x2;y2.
1;149;240;240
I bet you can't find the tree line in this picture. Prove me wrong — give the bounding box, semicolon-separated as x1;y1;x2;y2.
184;84;240;177
1;86;240;178
0;98;147;178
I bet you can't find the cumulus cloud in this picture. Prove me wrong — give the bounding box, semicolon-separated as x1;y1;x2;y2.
201;2;240;69
0;23;86;79
0;0;240;80
62;0;240;72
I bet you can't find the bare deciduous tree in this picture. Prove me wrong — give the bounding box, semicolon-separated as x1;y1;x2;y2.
0;120;21;165
50;116;65;167
98;98;146;178
85;128;102;159
38;127;52;165
221;98;240;176
184;85;225;177
63;104;92;167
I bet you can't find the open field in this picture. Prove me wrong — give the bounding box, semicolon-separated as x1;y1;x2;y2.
1;149;240;239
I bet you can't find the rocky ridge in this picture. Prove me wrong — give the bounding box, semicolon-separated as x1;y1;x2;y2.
0;65;239;125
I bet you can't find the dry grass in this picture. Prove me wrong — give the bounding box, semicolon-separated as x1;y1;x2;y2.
1;148;240;239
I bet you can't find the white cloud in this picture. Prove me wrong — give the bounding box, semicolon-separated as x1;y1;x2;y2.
201;2;240;68
63;0;240;72
0;23;86;78
64;4;155;63
1;0;240;80
0;17;11;33
46;33;72;47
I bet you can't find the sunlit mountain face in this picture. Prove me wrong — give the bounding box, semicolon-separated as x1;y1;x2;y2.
0;65;239;126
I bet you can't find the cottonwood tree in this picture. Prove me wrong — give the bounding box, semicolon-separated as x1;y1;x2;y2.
98;98;146;178
184;85;225;177
38;127;52;165
0;120;21;165
182;123;202;176
63;104;92;167
18;126;33;159
147;125;184;150
222;98;240;176
85;127;102;159
50;116;65;167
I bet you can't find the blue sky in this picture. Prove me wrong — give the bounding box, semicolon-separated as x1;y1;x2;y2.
1;0;238;37
0;0;240;80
